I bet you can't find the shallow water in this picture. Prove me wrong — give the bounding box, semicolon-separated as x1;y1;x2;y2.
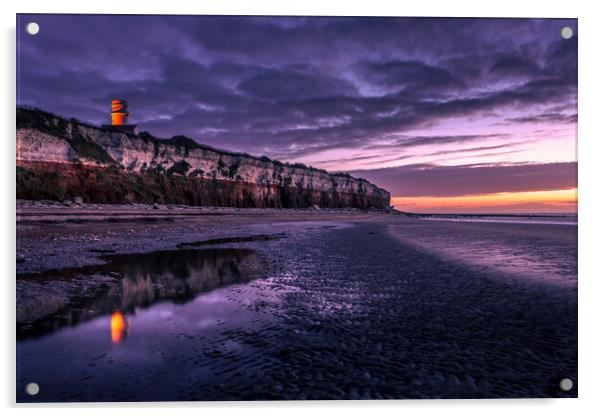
421;215;577;226
17;248;272;401
388;220;578;288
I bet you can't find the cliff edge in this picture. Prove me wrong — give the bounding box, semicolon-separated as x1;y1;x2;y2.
16;107;391;209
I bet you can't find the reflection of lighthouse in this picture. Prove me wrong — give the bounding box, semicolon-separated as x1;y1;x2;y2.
110;310;130;343
102;99;138;134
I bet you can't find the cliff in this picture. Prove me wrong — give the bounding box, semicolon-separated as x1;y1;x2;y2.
16;107;391;209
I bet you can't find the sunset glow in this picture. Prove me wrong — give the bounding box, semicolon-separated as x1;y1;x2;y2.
392;188;577;214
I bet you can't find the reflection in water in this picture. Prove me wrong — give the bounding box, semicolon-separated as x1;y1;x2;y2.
18;248;264;339
388;221;577;287
421;215;577;226
17;247;274;402
110;311;129;343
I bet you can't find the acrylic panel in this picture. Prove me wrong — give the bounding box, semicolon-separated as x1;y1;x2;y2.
16;14;578;402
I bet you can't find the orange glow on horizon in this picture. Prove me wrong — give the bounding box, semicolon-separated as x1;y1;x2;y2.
110;310;128;343
392;188;577;214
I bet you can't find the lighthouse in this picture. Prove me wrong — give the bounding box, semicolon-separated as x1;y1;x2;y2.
102;99;138;134
111;99;129;125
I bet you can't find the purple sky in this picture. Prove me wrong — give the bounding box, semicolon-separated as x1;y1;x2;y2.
17;15;577;206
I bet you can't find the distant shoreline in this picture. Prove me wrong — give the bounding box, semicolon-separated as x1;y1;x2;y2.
397;212;577;218
392;211;577;226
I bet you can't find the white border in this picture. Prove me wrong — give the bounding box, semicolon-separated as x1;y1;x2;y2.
3;1;601;415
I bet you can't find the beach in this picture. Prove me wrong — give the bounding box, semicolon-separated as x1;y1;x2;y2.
16;201;577;401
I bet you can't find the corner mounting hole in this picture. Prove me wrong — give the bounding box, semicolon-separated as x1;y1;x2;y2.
25;382;39;396
561;26;573;40
25;22;40;36
559;378;573;392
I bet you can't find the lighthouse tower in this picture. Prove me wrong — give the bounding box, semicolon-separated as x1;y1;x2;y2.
102;99;138;134
111;99;129;125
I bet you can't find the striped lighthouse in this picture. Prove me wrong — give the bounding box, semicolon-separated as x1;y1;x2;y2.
102;99;138;134
111;99;129;126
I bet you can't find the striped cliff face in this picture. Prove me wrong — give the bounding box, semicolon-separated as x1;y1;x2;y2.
16;108;390;209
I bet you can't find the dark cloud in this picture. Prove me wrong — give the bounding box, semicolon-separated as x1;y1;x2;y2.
238;68;358;100
367;134;509;150
318;141;530;170
350;162;577;197
422;141;532;157
17;14;577;161
508;112;577;124
489;56;541;77
357;60;463;96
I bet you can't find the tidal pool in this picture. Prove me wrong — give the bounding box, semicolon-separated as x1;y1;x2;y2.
17;248;271;402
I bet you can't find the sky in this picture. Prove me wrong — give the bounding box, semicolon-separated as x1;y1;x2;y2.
17;15;577;213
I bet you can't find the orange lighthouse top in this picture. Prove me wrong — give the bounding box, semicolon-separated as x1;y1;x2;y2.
103;99;138;134
111;99;129;126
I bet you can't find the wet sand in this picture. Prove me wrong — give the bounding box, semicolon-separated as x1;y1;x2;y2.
16;202;577;401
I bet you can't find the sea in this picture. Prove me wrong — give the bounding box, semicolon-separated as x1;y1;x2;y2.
419;213;577;226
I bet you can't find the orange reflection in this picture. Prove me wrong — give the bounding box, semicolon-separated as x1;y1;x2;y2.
111;310;129;343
